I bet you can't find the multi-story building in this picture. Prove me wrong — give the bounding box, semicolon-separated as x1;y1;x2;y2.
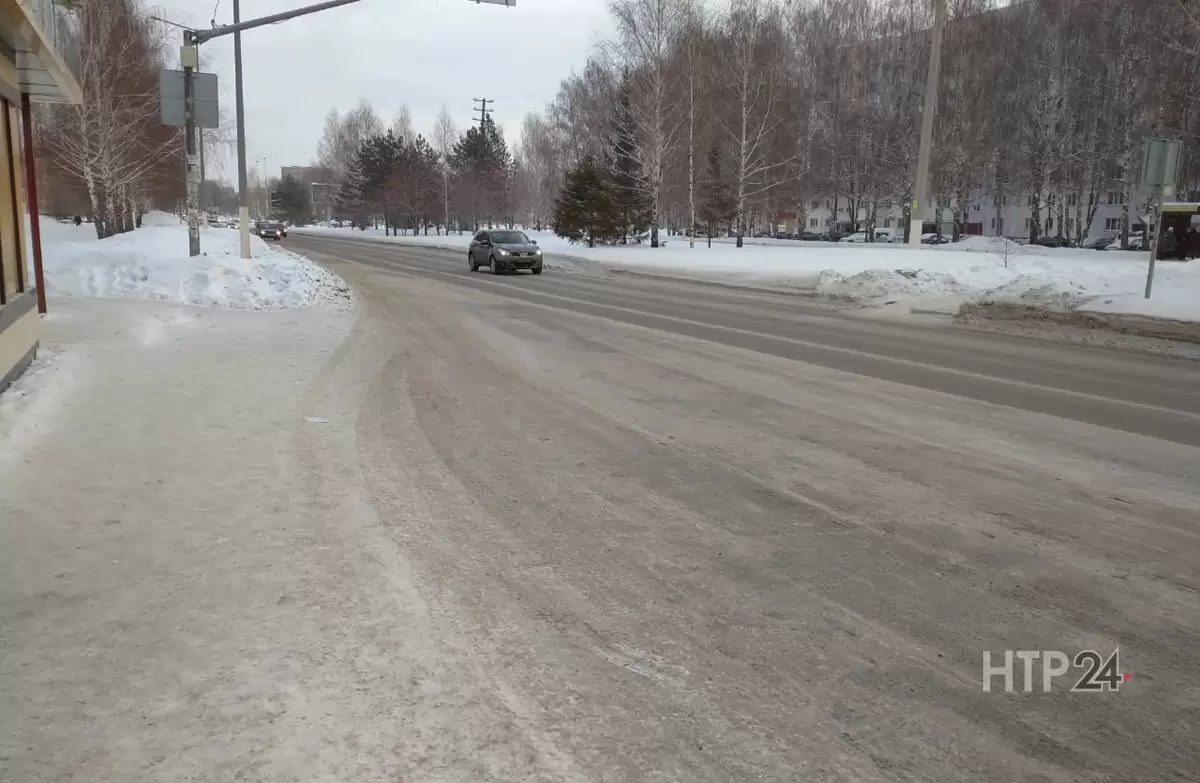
0;0;82;394
787;187;1147;242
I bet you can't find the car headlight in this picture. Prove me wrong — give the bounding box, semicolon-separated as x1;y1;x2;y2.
496;248;509;256
534;249;542;255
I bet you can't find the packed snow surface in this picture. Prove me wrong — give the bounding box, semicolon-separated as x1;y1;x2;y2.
37;214;351;310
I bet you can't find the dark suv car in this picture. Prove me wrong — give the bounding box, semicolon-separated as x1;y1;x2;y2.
256;221;284;241
469;230;543;274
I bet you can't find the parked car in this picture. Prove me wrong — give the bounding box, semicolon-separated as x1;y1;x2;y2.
1082;236;1113;250
920;233;953;245
1107;235;1144;251
1034;236;1072;248
468;229;544;274
257;221;285;241
798;232;823;241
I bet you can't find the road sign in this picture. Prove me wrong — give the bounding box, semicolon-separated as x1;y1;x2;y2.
1140;138;1182;190
160;69;220;129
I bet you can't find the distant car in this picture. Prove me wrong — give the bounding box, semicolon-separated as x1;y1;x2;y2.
1082;236;1112;250
258;221;285;241
1107;235;1144;251
468;229;543;274
1034;236;1072;248
227;220;238;229
840;232;869;243
921;233;953;245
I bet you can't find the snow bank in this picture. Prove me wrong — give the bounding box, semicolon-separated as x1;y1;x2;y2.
293;225;1200;322
38;214;351;311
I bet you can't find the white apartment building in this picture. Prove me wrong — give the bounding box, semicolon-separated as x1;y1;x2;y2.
791;188;1148;241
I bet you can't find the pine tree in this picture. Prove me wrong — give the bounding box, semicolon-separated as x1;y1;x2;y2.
552;155;619;248
452;115;511;229
608;74;652;242
699;141;735;247
276;175;311;225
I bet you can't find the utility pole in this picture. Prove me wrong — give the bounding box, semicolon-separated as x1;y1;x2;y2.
907;0;946;247
181;32;201;256
234;0;251;258
473;97;492;131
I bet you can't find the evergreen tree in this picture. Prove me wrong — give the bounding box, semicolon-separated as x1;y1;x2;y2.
552;155;619;247
607;74;652;243
699;141;736;247
452;115;511;229
275;175;311;225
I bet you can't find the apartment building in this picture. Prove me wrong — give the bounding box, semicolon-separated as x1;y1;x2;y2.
0;0;82;394
789;187;1144;241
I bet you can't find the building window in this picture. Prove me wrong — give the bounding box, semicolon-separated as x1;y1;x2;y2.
1025;218;1031;230
972;203;980;212
809;217;818;228
826;217;833;226
883;217;893;227
1066;194;1078;207
1105;217;1121;231
881;199;893;209
1066;218;1074;232
1001;195;1009;206
991;217;996;229
811;199;820;210
1107;191;1126;205
1045;218;1053;232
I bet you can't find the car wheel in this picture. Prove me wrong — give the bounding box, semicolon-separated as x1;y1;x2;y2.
468;253;477;272
532;266;543;275
489;255;499;275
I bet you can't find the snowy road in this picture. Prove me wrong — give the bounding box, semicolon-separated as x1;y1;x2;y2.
289;235;1200;781
5;234;1199;782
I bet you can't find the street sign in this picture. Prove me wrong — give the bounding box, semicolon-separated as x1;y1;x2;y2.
1140;138;1182;190
160;69;220;129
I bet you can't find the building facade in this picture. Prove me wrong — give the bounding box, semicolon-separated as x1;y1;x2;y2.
790;188;1146;242
0;0;82;393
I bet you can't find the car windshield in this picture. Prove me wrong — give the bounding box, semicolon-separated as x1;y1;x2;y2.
490;231;529;244
264;223;283;230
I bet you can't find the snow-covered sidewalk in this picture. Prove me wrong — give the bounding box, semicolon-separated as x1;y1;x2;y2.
37;213;351;311
295;226;1200;323
0;296;536;780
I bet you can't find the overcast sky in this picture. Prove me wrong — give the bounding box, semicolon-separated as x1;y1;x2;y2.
153;0;614;182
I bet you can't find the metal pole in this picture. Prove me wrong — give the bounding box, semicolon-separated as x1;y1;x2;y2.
195;0;367;43
234;0;251;258
907;0;946;247
1145;188;1166;299
182;32;201;256
20;94;46;314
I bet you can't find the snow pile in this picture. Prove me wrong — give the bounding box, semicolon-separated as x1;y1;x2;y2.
39;214;351;310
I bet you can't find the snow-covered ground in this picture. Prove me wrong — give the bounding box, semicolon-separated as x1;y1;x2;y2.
36;213;351;310
295;225;1200;322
